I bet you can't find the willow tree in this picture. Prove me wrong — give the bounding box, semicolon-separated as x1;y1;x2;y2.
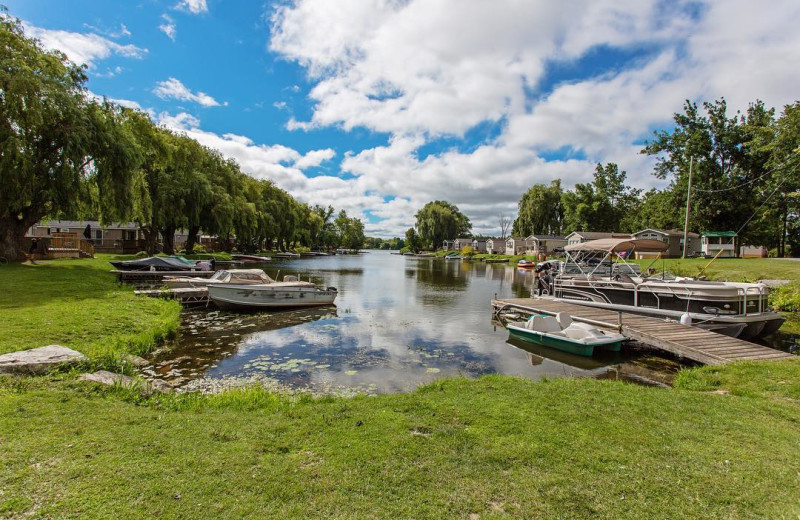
512;180;563;236
414;201;471;250
0;13;140;260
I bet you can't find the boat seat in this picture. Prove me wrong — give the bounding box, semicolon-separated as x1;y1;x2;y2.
563;325;593;340
555;312;572;328
528;315;562;333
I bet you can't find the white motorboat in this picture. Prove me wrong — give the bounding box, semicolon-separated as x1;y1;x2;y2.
539;238;784;339
163;269;273;289
208;280;337;309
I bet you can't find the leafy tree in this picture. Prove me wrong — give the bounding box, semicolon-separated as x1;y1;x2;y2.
0;14;140;260
557;165;641;234
405;228;422;253
631;189;682;231
334;210;365;250
748;102;800;256
414;201;471;250
513;180;563;236
642;99;774;248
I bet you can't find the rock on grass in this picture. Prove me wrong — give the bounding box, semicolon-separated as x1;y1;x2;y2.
0;345;87;374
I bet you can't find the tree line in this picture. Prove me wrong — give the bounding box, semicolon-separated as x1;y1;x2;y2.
0;13;364;261
512;99;800;256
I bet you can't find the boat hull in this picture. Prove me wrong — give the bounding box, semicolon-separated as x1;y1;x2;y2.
552;279;783;339
208;284;337;310
506;324;624;357
551;296;784;340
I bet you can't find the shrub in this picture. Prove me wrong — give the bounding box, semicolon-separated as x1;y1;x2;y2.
769;283;800;312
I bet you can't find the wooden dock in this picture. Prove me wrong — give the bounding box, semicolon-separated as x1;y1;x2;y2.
492;297;794;365
111;270;214;284
134;287;210;305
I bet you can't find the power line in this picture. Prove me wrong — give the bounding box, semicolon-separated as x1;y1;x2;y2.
690;164;791;194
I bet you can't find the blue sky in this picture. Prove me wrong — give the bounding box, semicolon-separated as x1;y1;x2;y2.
7;0;800;237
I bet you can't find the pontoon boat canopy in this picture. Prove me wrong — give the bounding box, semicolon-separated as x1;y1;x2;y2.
565;238;669;253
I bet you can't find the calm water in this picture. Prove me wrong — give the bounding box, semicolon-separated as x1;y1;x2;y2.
143;251;793;394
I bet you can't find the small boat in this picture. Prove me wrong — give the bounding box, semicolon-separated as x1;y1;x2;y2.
274;252;301;258
110;255;200;271
208;281;337;310
445;253;462;260
506;312;626;356
517;259;535;269
231;254;272;262
163;269;273;289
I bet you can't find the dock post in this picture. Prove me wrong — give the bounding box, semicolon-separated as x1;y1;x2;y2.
617;311;623;333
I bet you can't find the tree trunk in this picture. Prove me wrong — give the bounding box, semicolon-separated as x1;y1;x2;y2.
161;226;176;255
141;226;158;256
0;215;38;262
185;225;200;254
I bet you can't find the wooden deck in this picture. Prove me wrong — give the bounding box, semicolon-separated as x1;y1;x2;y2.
492;297;795;365
134;287;210;305
112;270;214;284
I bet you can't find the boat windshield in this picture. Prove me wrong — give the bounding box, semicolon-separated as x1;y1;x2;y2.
209;270;229;281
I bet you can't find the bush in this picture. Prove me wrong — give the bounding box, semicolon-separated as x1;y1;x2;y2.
460;245;475;257
769;283;800;312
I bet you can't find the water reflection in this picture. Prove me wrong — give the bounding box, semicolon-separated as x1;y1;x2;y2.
146;251;790;394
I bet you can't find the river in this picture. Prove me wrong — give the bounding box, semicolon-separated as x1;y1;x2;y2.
142;251;795;394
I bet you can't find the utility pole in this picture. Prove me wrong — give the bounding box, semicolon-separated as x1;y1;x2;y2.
682;156;694;259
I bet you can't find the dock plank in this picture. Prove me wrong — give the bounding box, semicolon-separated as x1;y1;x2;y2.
492;297;794;365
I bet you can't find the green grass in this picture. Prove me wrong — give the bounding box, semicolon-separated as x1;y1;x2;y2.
629;257;800;282
2;366;800;519
0;255;181;362
674;358;800;400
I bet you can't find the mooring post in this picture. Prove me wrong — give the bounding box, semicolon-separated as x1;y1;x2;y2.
617;311;623;333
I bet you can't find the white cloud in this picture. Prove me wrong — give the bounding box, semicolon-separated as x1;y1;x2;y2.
265;0;800;236
175;0;208;14
83;22;131;39
159;15;177;41
153;78;226;107
22;22;147;68
295;149;336;169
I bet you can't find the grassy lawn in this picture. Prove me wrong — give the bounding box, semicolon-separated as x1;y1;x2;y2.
2;253;799;518
1;361;799;519
0;255;181;361
629;257;800;282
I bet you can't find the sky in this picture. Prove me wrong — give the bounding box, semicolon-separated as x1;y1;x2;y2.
7;0;800;238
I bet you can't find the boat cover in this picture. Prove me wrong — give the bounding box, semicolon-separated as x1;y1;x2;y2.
110;256;200;271
565;238;669;253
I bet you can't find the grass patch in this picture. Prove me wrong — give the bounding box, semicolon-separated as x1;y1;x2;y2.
675;358;800;400
629;257;800;283
0;255;181;361
1;372;800;519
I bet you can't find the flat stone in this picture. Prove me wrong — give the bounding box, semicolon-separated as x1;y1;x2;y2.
79;370;136;386
122;354;149;368
79;371;172;394
0;346;87;375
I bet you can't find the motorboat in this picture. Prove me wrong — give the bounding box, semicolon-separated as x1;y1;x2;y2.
162;269;273;289
541;238;784;339
274;252;301;258
506;312;627;356
207;280;337;310
517;259;535;269
231;254;272;262
110;255;200;271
